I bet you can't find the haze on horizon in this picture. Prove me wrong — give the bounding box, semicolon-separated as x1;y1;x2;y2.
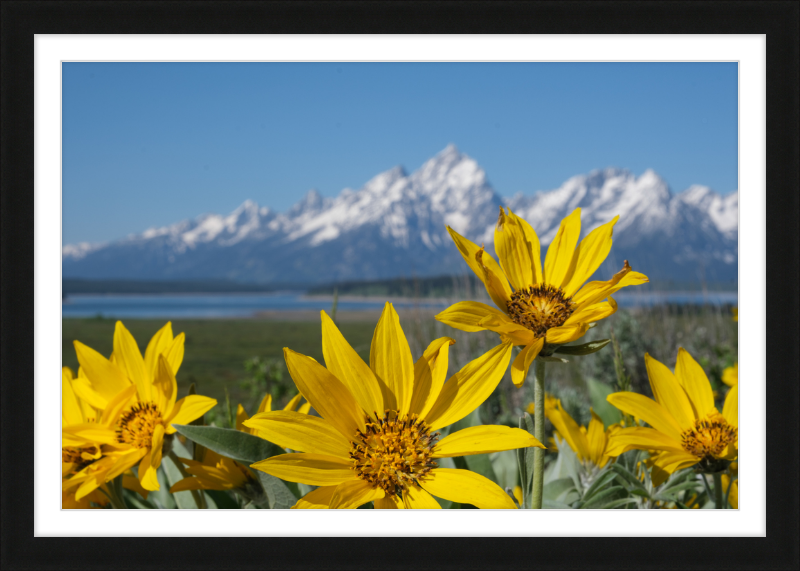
63;62;738;245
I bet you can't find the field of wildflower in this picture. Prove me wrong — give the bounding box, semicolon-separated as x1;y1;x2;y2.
62;208;739;510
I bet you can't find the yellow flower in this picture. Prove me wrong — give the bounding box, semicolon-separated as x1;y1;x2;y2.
62;322;217;499
722;362;738;387
169;449;254;494
732;307;738;322
527;396;618;468
606;348;738;475
245;303;543;509
436;208;649;386
235;392;311;436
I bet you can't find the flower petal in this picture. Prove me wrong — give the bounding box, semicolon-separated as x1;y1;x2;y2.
62;423;118;445
545;323;590;345
433;425;543;458
475;247;513;313
165;395;217;434
586;410;607;466
374;494;404;509
283;348;365;440
606;391;683;441
154;354;178;418
508;209;543;285
425;342;513;430
564;298;618;327
435;301;508;333
446;226;512;311
329;479;384;509
259;394;275;413
545;400;589;460
420;469;517;509
723;384;738;428
250;453;355;486
563;216;619;296
143;322;173;384
235;404;250;433
721;363;738;387
544;208;581;288
510;339;544;388
138;449;160;492
370;303;414;414
572;261;649;307
164;333;185;377
62;369;85;426
495;207;535;291
244;411;352;458
321;310;383;418
99;384;138;427
645;353;695;430
604;427;687;457
651;449;700;473
113;321;151;400
402;485;441;509
675;348;715;418
73;340;131;402
292;485;337;509
409;337;455;418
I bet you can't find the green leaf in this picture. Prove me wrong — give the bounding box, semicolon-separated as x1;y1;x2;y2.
490;450;519;490
255;471;297;509
151;466;177;509
163;440;201;509
543;477;578;502
538;355;569;363
206;490;240;509
582;468;617;501
601;498;638;509
610;464;648;494
542;499;573;509
580;486;625;508
555;339;610;356
173;424;285;465
586;378;623;427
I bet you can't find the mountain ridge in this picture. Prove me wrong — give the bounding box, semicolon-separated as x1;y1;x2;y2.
63;145;738;284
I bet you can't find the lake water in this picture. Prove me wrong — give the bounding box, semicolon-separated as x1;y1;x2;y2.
62;291;738;319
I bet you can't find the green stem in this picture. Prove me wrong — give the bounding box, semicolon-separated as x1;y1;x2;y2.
723;474;734;509
101;475;128;509
531;359;546;510
168;450;207;509
713;472;723;510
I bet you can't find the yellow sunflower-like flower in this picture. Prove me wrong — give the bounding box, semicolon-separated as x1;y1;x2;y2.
722;362;738;387
168;393;310;496
245;303;544;509
606;348;738;475
236;392;310;434
62;322;217;500
437;208;649;386
527;396;619;469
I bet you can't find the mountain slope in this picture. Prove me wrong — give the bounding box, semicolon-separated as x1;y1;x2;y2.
63;145;738;284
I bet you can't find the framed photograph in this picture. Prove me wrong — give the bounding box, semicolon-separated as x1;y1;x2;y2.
2;1;797;570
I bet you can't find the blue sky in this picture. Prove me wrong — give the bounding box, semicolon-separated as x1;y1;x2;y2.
63;62;737;244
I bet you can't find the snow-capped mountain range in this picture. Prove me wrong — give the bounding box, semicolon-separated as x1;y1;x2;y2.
63;144;738;284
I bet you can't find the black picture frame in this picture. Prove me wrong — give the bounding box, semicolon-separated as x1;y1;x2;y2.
2;1;798;570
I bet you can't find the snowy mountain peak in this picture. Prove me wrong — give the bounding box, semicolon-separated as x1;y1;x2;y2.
362;165;407;195
63;146;738;283
288;189;328;218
